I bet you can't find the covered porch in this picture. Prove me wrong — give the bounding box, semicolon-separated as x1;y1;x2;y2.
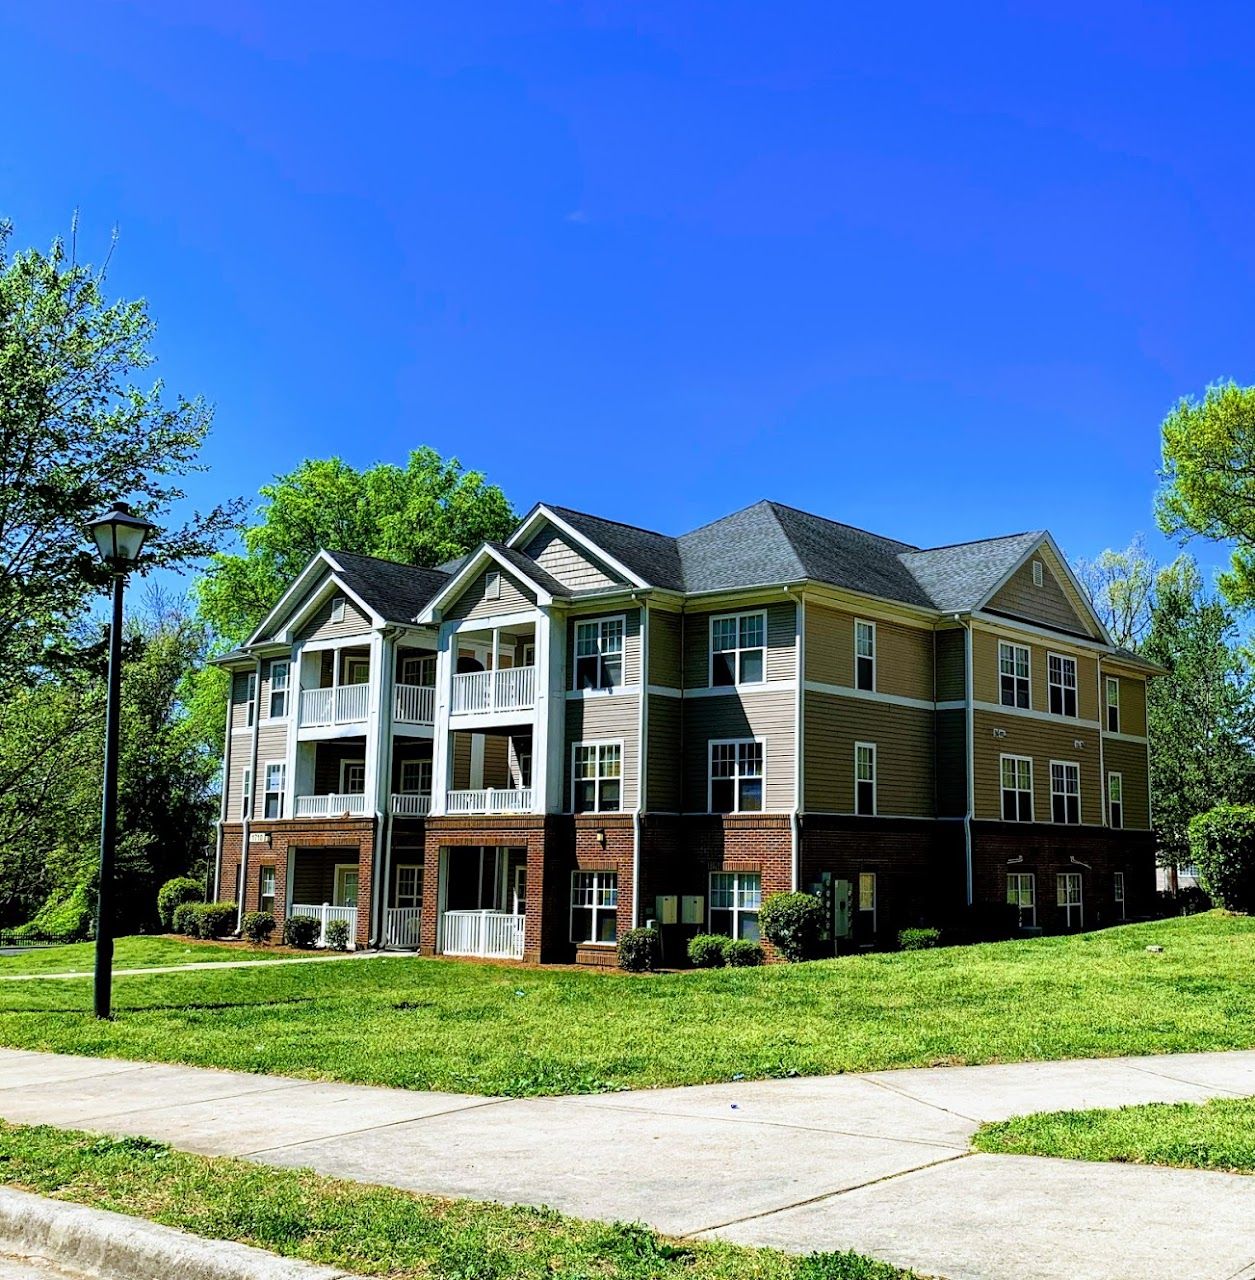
287;846;364;947
436;845;528;960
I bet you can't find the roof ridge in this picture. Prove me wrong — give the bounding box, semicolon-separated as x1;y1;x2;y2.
760;500;810;580
326;547;450;572
764;499;921;552
546;503;676;542
905;530;1043;556
677;498;774;540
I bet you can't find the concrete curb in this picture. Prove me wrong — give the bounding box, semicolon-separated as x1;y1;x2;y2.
0;1186;380;1280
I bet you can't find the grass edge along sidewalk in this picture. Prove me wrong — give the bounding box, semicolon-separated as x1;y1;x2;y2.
0;1121;928;1280
0;937;312;976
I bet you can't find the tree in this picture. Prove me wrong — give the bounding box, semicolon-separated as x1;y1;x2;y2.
1074;535;1158;649
1156;380;1255;607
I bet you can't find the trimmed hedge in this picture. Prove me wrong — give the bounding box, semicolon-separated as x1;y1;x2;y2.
171;902;200;937
282;915;319;949
1189;804;1255;913
687;934;728;968
324;919;351;951
195;902;238;940
157;877;203;930
899;927;942;951
722;938;765;967
758;892;825;961
617;927;660;972
241;911;276;945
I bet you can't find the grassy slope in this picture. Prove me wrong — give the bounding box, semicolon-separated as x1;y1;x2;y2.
0;913;1249;1096
0;937;285;975
0;1122;921;1280
974;1096;1255;1174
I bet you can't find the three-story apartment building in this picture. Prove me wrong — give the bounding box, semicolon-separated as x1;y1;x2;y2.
214;500;1159;963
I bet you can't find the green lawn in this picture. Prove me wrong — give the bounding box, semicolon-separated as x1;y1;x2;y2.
0;913;1250;1096
0;1121;922;1280
0;936;288;976
974;1096;1255;1174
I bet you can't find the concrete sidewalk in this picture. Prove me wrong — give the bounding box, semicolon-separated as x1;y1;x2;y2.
0;1047;1253;1280
0;953;380;981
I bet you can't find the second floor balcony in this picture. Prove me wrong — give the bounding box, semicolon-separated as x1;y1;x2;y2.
451;665;536;716
299;684;368;729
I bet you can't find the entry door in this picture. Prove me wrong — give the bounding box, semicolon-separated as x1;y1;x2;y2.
335;865;360;907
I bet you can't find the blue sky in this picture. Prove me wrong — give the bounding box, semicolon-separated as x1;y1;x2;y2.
3;1;1252;586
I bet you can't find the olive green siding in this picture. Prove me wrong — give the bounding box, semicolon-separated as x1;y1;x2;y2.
804;603;932;701
648;609;683;688
972;708;1102;824
682;688;794;812
986;547;1094;637
563;694;640;811
523;525;620;591
1102;672;1148;737
682;602;796;689
935;629;966;702
1103;738;1151;830
646;694;682;811
935;709;967;815
296;590;372;642
446;565;536;622
972;626;1099;721
566;608;642;687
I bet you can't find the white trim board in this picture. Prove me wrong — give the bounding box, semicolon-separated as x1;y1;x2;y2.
973;700;1101;730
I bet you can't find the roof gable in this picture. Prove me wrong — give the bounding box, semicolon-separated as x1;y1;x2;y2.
416;541;571;624
899;532;1044;614
980;538;1107;640
511;504;683;590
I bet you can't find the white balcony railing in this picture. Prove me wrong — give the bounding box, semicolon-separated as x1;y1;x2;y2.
445;788;533;815
390;792;432;817
293;793;369;818
384;906;423;949
451;666;536;716
394;683;435;725
298;683;369;728
441;910;525;960
289;902;358;948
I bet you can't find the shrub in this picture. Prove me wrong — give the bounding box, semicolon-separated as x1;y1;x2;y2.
282;915;319;949
241;911;275;945
687;933;727;968
157;877;203;930
14;878;95;943
171;902;202;937
1189;804;1255;913
196;902;238;940
324;919;351;951
758;891;825;961
722;938;765;967
617;927;660;972
899;927;941;951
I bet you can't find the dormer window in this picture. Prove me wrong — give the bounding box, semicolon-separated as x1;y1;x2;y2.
330;595;346;624
485;570;501;601
1032;560;1044;587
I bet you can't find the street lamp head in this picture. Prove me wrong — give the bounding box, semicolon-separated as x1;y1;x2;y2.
86;501;157;570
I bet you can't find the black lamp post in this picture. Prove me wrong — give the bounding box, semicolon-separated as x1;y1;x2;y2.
85;501;156;1019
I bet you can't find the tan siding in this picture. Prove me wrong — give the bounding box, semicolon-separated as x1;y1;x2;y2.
482;735;511;790
972;626;1098;721
524;526;620;591
567;608;642;687
1103;672;1147;737
254;725;289;813
564;695;640;811
226;752;252;819
446;565;535;622
935;629;966;702
646;694;682;811
648;609;683;688
682;689;794;812
683;602;796;689
935;709;967;815
805;604;932;701
296;590;372;642
972;708;1102;824
803;693;933;815
986;547;1094;636
1103;738;1151;830
229;670;255;733
452;734;472;790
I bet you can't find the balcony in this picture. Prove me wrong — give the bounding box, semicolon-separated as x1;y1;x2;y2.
299;684;368;728
293;793;369;818
394;683;435;726
446;787;533;815
390;792;432;817
451;666;535;716
441;909;525;960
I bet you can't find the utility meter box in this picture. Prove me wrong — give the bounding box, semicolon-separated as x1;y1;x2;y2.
654;895;678;926
681;895;704;925
833;879;853;940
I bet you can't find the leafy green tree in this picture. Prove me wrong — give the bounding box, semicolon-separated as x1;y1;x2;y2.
1074;535;1158;650
1156;380;1255;607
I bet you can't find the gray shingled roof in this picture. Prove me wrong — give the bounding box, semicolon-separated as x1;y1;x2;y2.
487;542;573;600
899;532;1045;614
545;505;686;591
326;550;452;622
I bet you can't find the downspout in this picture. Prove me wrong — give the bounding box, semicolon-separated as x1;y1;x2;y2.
238;654;263;930
954;615;974;908
632;593;648;929
785;585;804;891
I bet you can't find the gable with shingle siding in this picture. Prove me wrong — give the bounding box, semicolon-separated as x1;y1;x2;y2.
523;523;622;591
985;545;1097;637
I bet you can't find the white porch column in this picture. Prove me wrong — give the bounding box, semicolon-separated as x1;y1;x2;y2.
429;620;456;816
532;607;567;814
282;642;303;818
363;629;390;812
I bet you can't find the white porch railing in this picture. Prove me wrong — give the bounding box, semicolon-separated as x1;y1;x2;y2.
384;907;423;949
390;792;432;816
441;910;525;960
293;793;369;818
445;788;533;815
394;683;435;725
289;902;358;948
451;666;536;715
299;683;369;728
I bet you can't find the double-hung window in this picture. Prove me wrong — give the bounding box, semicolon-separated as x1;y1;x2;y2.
1057;872;1083;929
855;743;876;816
1007;872;1036;927
858;872;877;932
240;766;252;819
571;871;618;944
574;617;624;690
263;762;286;820
400;759;432;797
572;742;622;812
709;739;764;812
999;642;1030;709
401;654;436;686
341;759;366;795
242;673;257;728
1108;772;1124;829
268;662;289;718
1000;755;1033;822
1048;653;1078;717
855;620;876;691
1050;761;1081;824
396;864;423;910
711;612;765;686
259;865;276;914
709;871;761;940
1106;677;1120;732
1114;871;1126;919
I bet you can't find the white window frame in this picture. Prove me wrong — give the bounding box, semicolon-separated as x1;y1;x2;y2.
334;863;360;908
570;870;618;945
1047;651;1078;718
259;864;276;914
340;758;366;795
999;754;1034;822
1114;871;1126;919
521;640;536;667
1057;871;1083;929
400;654;436;686
708;738;766;813
998;641;1031;710
858;871;877;932
1032;559;1044;587
854;619;876;692
1106;676;1120;733
573;615;626;691
268;661;290;719
571;740;623;813
1007;872;1036;927
344;655;370;685
709;871;762;940
400;758;433;796
1108;771;1124;830
1050;760;1081;825
240;766;252;820
330;595;346;624
709;610;767;687
263;761;286;820
243;672;257;728
854;742;877;816
395;863;423;910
